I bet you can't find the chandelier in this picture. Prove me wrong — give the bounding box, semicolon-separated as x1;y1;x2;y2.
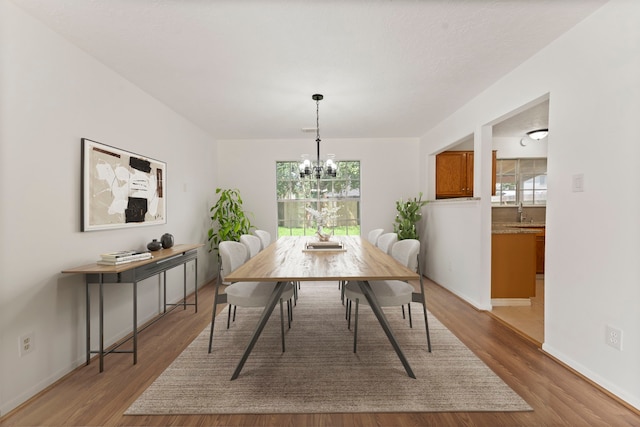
299;94;337;179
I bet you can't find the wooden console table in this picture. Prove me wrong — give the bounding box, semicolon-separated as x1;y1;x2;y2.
62;243;203;372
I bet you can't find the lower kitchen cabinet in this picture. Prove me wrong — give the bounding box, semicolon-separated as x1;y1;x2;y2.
491;232;537;299
535;229;545;274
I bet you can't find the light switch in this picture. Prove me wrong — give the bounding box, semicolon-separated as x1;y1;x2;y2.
572;173;584;192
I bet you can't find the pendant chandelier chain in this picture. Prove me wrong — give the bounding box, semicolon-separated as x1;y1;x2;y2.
316;96;321;165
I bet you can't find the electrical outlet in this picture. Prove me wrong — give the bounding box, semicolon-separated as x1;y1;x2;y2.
19;333;34;357
606;325;623;350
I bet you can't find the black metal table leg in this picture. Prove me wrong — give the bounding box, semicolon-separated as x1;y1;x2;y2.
356;280;416;379
183;262;187;310
194;258;198;312
163;270;167;313
85;280;90;366
133;281;138;365
99;276;104;372
230;281;288;380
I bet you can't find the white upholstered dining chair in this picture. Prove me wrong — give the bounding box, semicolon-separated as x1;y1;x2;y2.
367;228;385;246
225;234;276;323
343;238;431;353
340;230;391;304
254;229;301;302
376;232;398;254
208;241;295;353
240;234;262;259
253;229;271;250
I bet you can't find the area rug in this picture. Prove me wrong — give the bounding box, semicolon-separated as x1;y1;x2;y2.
126;282;532;415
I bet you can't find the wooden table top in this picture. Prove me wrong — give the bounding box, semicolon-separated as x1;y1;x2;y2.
61;243;204;274
224;236;419;282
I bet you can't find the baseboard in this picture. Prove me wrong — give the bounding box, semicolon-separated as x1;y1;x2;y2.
0;285;205;421
0;358;82;419
427;278;491;310
541;345;640;415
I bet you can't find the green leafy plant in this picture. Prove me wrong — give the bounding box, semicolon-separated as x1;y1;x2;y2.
393;192;428;240
207;188;253;252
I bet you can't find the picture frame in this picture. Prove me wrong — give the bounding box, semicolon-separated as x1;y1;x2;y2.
81;138;167;231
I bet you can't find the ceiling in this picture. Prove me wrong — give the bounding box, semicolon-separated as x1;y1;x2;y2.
492;100;549;138
10;0;607;140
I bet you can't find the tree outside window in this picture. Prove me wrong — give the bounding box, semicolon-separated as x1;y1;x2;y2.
276;161;361;237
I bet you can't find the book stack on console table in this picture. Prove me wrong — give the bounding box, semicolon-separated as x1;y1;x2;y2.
97;250;153;265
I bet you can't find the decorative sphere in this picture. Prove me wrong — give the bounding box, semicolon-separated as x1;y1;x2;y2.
161;233;174;249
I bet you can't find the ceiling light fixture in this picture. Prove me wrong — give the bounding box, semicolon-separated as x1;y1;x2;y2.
526;129;549;140
299;94;337;179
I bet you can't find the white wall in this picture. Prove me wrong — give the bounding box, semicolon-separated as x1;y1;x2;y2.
216;138;420;240
0;0;217;415
419;0;640;409
423;198;487;308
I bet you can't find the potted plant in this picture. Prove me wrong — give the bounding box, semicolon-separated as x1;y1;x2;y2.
207;188;254;252
393;192;428;240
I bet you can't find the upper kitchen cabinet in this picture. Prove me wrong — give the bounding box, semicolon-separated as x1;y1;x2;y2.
436;150;496;199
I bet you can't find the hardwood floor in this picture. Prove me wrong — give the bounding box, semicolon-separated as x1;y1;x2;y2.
2;278;639;426
490;276;545;346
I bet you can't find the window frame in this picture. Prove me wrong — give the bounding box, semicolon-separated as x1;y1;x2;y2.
493;158;547;206
276;160;361;237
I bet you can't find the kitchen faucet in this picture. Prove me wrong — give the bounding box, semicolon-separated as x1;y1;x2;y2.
518;202;526;223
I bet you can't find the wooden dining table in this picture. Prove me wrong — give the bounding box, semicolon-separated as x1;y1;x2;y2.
214;235;427;380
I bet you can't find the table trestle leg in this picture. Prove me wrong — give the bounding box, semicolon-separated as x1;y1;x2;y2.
230;281;289;380
356;280;416;379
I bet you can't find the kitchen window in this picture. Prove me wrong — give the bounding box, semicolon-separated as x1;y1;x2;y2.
276;160;361;237
492;158;547;206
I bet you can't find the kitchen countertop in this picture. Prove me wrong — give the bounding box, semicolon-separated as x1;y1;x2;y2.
492;222;546;234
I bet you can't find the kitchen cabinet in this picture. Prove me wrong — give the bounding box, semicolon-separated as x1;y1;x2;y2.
534;228;545;274
491;232;537;299
435;150;496;199
435;151;471;198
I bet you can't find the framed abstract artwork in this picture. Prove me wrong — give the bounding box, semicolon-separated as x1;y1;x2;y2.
81;138;166;231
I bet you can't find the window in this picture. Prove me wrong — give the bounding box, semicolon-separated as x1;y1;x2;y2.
276;161;361;237
493;158;547;206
